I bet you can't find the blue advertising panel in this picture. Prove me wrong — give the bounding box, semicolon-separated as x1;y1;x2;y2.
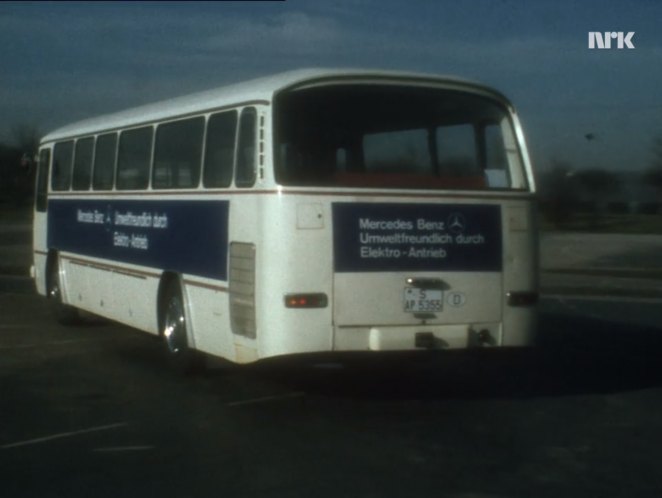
48;199;229;280
333;203;502;272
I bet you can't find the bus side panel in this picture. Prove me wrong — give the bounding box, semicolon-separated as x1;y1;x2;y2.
222;196;262;362
184;283;236;362
45;197;231;344
112;271;160;334
59;254;95;309
57;254;160;334
56;254;114;324
501;201;539;346
257;196;335;358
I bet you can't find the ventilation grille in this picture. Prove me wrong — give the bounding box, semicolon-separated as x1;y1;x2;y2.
229;242;256;339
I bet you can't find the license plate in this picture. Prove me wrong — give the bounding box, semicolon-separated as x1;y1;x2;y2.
403;287;443;313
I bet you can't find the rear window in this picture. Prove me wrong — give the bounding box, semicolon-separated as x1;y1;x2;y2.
275;84;526;190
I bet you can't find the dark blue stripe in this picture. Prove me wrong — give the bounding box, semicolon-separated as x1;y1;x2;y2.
48;199;229;280
333;203;502;272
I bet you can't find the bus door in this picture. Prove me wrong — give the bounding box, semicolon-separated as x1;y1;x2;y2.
32;148;51;295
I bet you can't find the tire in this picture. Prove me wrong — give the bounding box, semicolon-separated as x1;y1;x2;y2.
161;281;203;374
48;259;80;325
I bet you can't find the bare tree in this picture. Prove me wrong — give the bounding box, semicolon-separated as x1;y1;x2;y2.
642;136;662;212
574;168;620;228
537;159;579;227
0;123;42;206
11;123;41;159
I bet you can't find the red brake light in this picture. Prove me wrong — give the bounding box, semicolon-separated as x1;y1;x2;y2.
284;293;328;308
507;291;538;307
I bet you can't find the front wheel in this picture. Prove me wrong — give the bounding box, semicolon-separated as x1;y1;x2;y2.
161;282;203;374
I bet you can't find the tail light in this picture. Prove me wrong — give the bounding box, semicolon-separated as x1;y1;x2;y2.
284;293;328;308
507;291;538;307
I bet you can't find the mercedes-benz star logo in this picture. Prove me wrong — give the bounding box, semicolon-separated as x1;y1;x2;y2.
104;205;113;232
447;213;466;234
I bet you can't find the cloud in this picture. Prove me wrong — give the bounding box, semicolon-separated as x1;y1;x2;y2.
196;11;343;57
1;0;660;173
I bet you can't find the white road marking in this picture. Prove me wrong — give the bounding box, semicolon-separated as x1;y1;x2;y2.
93;445;154;453
542;294;662;304
1;422;128;449
0;338;115;350
542;294;662;325
313;362;345;370
226;392;305;407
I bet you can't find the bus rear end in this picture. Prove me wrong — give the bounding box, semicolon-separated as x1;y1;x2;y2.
267;75;536;356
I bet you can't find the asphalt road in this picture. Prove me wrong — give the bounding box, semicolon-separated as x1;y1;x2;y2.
1;278;662;498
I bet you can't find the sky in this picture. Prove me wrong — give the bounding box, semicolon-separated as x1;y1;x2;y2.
1;0;661;173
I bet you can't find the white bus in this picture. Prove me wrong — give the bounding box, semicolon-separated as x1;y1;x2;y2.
32;68;538;369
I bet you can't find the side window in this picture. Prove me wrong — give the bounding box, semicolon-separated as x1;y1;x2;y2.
153;117;204;189
35;149;50;212
93;133;117;190
483;123;510;188
235;107;257;188
203;110;237;188
51;141;74;191
117;126;152;190
72;137;94;191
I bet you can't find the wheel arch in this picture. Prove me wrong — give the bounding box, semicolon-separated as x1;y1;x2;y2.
157;271;203;372
156;271;197;348
45;249;80;325
45;249;59;296
156;271;181;336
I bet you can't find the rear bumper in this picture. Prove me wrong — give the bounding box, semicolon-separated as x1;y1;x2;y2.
334;322;507;351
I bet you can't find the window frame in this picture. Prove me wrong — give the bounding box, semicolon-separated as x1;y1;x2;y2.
273;84;529;191
71;136;95;191
92;132;118;191
35;148;50;212
152;116;205;190
116;126;154;191
203;109;239;189
51;140;74;191
235;107;258;188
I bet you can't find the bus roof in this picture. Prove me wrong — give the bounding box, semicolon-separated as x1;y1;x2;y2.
41;68;511;143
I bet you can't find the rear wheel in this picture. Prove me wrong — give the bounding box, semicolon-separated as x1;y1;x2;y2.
48;259;80;325
161;281;202;374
